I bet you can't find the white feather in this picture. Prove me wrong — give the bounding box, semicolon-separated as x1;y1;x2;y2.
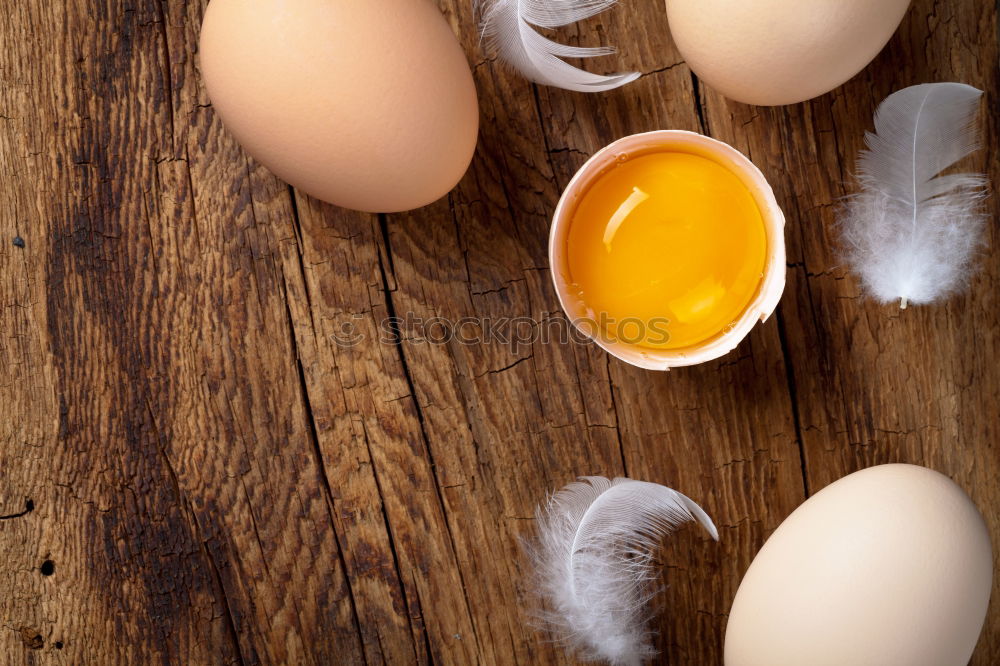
839;82;988;308
476;0;640;92
526;476;718;665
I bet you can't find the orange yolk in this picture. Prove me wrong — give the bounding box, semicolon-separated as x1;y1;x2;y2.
566;150;767;350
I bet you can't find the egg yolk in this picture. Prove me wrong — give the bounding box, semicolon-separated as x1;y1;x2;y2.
566;150;767;350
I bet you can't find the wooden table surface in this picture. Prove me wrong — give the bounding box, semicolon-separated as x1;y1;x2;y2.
1;0;997;663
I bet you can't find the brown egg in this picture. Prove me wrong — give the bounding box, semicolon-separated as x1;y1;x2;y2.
199;0;479;213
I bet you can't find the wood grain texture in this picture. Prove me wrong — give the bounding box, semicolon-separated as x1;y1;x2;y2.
0;0;996;664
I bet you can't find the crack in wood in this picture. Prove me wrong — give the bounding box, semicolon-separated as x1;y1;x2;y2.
199;536;249;666
356;418;419;666
639;61;687;79
774;309;811;498
407;571;438;666
282;186;369;662
528;79;631;481
605;356;630;478
146;397;250;665
376;212;483;658
152;0;176;150
476;354;533;379
690;72;711;135
0;499;34;521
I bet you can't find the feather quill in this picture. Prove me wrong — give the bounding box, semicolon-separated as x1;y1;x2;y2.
476;0;640;92
526;476;718;665
839;82;988;308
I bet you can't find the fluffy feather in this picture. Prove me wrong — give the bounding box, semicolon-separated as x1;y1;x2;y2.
839;82;988;308
526;476;718;665
476;0;639;92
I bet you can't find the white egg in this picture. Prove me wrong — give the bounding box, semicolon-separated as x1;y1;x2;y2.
725;464;993;665
666;0;912;106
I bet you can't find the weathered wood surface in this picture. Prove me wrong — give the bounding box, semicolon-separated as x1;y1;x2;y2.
0;0;996;663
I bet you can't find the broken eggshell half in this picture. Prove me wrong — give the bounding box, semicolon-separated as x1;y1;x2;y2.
548;130;786;370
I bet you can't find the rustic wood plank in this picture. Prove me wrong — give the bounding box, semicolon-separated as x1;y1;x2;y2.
699;2;1000;661
369;2;631;662
1;2;249;661
0;0;996;663
3;1;365;662
529;6;808;663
